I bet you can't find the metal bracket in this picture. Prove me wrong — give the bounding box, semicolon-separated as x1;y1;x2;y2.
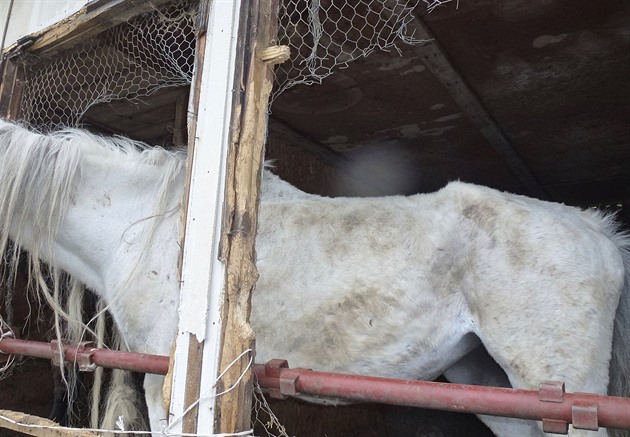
264;359;289;399
572;400;599;431
50;340;97;372
263;359;307;399
279;368;301;397
539;380;565;402
538;381;599;432
542;419;569;435
539;381;569;434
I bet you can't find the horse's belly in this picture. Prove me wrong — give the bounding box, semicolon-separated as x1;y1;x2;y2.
251;284;474;381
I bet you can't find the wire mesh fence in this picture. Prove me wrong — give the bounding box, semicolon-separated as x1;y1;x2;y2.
14;0;450;129
272;0;437;99
18;0;197;129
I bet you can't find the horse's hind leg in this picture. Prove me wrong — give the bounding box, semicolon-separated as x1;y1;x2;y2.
474;322;611;437
443;344;612;436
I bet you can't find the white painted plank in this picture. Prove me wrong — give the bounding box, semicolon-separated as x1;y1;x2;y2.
168;0;243;435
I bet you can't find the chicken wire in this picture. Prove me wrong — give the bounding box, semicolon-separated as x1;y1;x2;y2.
14;0;452;129
271;0;450;99
19;0;197;129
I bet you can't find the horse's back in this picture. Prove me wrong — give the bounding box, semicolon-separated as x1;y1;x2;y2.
255;179;626;389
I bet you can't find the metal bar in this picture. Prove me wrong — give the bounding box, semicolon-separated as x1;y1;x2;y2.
89;348;169;375
0;338;169;375
256;360;630;433
2;338;629;433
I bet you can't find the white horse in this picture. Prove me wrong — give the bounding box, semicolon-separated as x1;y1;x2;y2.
0;119;628;437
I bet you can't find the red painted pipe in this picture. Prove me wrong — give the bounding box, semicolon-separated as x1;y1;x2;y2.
1;338;629;432
0;338;169;375
254;360;630;433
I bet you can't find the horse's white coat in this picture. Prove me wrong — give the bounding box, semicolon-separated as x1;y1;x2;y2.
0;120;628;437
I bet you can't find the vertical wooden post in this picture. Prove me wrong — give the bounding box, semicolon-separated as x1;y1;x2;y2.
0;57;24;120
172;93;189;148
214;0;283;432
169;0;286;434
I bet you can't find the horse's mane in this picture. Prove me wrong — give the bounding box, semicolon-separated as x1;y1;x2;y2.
0;119;186;262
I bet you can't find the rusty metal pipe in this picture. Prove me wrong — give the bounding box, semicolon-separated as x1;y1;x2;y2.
0;338;169;375
254;359;630;433
2;338;630;433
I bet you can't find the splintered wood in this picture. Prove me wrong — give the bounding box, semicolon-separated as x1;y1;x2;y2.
214;0;284;434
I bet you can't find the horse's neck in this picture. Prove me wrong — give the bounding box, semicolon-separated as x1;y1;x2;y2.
3;138;185;297
59;157;183;291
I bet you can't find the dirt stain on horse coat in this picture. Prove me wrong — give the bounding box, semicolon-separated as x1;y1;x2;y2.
462;202;499;233
96;193;112;208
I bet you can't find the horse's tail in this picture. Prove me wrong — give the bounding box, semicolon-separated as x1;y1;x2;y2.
606;214;630;437
99;369;147;436
98;329;147;436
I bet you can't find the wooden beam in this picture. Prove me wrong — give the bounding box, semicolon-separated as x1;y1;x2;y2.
0;410;98;437
173;93;189;148
0;57;24;120
167;0;246;435
169;6;208;435
268;119;349;173
7;0;172;58
409;14;547;199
